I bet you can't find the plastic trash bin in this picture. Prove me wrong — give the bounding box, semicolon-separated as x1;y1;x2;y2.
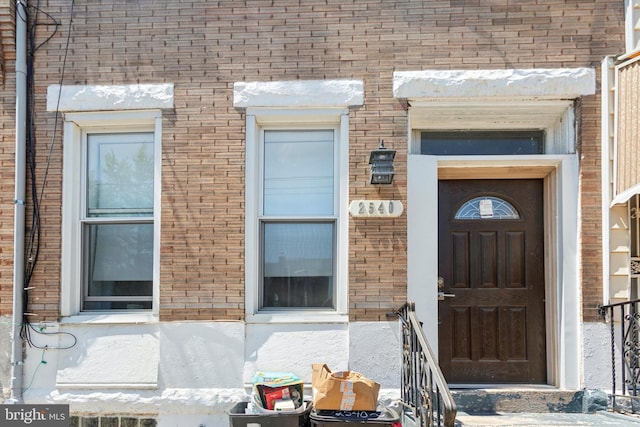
309;407;401;426
228;400;312;427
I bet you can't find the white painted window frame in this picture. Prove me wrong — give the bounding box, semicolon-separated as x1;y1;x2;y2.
60;110;162;321
48;83;172;322
234;79;363;323
245;108;349;323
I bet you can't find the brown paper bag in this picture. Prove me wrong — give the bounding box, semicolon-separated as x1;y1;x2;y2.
311;363;380;411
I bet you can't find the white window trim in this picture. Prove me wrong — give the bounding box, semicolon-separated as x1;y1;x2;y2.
49;83;173;322
245;108;349;323
236;79;362;323
60;110;162;321
233;80;364;108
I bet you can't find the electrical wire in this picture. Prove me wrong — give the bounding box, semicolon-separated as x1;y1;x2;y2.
22;347;47;394
19;0;78;351
35;0;73;214
24;0;61;305
22;322;78;350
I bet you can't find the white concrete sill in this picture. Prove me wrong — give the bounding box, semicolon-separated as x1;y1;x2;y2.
246;311;348;324
60;313;158;325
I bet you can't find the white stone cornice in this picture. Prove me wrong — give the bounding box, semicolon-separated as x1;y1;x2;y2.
393;68;596;100
47;83;174;112
233;79;364;108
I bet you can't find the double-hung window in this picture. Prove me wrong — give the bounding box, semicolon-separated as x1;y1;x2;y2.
82;131;155;311
261;129;336;309
235;79;362;322
52;83;172;318
247;116;348;321
59;110;163;317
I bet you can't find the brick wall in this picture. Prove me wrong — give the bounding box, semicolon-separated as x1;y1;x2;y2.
0;0;15;82
0;0;625;321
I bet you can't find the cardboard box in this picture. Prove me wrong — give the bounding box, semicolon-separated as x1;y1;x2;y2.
311;363;380;411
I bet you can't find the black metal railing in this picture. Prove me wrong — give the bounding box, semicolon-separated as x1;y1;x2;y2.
599;298;640;411
393;302;457;427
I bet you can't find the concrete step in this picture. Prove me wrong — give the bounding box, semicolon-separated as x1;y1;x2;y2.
451;388;605;414
450;388;640;426
455;411;640;426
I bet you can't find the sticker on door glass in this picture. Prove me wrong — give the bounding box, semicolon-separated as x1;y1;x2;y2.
479;199;494;218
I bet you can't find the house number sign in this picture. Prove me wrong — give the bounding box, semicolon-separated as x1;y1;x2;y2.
349;200;403;218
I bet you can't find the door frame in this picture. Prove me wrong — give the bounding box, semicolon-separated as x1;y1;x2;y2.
407;155;580;388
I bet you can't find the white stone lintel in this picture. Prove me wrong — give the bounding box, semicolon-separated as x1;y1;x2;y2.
233;79;364;108
393;68;596;100
47;83;174;112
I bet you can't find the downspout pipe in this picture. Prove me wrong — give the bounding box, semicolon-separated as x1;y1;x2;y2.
9;0;28;404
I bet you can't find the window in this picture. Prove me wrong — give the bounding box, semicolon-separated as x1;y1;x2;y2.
243;111;350;321
82;132;155;310
247;119;348;320
421;131;544;155
261;130;336;309
455;196;520;220
60;110;163;316
235;79;362;322
51;83;172;318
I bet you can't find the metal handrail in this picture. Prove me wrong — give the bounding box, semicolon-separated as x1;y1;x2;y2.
599;298;640;412
393;302;457;426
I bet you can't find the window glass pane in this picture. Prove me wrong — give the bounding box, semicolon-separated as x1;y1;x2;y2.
84;223;153;311
455;196;520;220
87;133;154;217
264;130;334;216
262;222;334;308
421;131;543;155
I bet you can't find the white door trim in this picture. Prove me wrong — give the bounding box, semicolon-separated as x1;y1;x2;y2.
407;155;580;389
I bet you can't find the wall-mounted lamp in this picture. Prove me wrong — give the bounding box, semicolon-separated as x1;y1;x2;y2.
369;140;396;184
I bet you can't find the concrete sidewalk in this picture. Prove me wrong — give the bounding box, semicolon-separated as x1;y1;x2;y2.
455;411;640;426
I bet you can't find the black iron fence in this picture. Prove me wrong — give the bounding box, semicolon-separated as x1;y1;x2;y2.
393;302;457;427
599;298;640;411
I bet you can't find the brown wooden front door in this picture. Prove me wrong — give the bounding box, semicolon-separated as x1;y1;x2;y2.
438;179;546;384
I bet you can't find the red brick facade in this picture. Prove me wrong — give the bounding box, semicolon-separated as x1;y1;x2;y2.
0;0;625;322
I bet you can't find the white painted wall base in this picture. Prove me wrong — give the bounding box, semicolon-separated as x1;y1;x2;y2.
15;320;401;420
4;319;619;422
0;315;11;399
582;322;615;391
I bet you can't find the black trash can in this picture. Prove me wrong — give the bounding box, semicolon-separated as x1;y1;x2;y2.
228;400;312;427
309;407;400;426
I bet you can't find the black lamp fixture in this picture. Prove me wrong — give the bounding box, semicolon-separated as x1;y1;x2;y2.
369;140;396;184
